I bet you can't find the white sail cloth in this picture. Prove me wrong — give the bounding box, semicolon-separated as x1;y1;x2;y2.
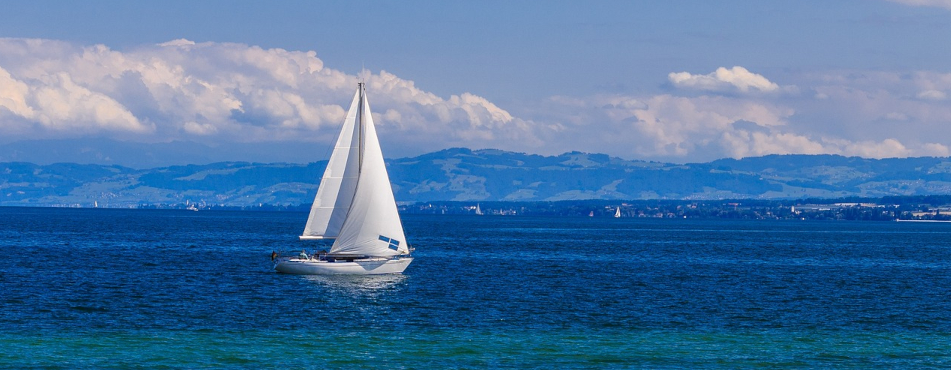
300;85;408;257
300;89;362;240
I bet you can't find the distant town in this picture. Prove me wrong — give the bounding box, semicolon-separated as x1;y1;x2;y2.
404;196;951;221
128;195;951;222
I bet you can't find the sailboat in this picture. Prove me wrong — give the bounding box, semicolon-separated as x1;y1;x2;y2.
614;207;621;218
274;83;413;275
475;203;483;215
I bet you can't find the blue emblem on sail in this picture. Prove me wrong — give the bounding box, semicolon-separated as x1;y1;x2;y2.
379;235;401;250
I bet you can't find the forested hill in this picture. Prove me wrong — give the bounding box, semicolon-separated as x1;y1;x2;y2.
3;148;951;207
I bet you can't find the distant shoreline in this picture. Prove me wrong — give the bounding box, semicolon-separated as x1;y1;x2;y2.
7;195;951;222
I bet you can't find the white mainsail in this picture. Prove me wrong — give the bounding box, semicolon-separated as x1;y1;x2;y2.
300;90;362;240
303;84;408;257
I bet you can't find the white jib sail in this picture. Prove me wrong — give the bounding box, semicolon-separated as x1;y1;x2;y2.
330;87;409;257
300;89;363;240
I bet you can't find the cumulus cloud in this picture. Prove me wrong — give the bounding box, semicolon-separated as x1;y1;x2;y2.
0;64;148;134
886;0;951;9
0;66;34;117
543;93;897;160
0;37;949;162
532;66;951;161
669;66;785;93
0;38;540;153
624;94;794;157
519;68;950;160
799;71;951;147
922;143;951;156
917;89;947;100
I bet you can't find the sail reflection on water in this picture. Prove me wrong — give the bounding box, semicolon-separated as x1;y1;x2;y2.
302;274;408;292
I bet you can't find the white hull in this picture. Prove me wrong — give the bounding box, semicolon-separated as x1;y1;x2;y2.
275;257;413;275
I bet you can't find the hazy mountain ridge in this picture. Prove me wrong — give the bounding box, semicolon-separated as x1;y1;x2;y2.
3;149;951;207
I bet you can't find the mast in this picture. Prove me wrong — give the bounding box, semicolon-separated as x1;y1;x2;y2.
336;83;365;239
358;82;365;172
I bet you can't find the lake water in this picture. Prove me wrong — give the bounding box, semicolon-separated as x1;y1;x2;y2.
2;207;951;368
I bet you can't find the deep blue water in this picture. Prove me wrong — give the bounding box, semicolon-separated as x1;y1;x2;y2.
2;207;951;368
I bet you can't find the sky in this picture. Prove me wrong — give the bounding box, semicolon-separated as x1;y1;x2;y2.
1;0;951;164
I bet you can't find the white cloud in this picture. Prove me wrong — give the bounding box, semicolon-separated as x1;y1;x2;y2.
0;65;34;118
31;72;150;133
626;94;794;156
534;67;951;161
0;37;949;162
158;39;196;47
840;138;910;158
0;38;540;152
183;121;217;135
917;89;947;100
669;66;783;93
887;0;951;9
0;61;148;134
922;143;951;156
531;93;827;160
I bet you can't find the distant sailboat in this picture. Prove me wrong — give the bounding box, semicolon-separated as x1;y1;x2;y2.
589;211;594;217
614;207;621;218
475;203;483;215
274;83;413;275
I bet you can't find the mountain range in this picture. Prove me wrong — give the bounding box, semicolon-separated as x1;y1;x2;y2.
3;148;951;207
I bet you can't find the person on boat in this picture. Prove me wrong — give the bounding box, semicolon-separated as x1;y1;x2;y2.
270;251;278;262
299;249;309;260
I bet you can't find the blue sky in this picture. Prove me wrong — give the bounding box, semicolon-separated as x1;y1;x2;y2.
1;0;951;164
